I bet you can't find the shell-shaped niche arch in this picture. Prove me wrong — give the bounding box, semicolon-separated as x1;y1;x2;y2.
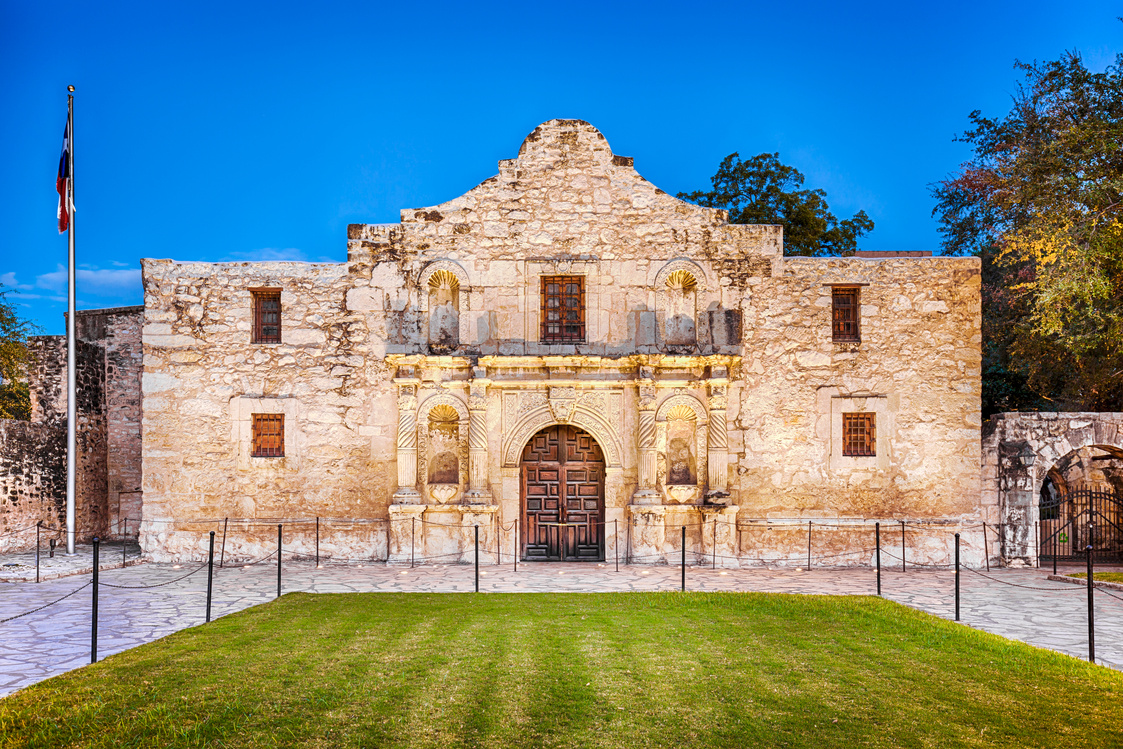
655;259;708;350
655;394;709;489
418;260;470;351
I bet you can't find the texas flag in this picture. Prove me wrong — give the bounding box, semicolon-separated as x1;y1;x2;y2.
56;118;71;233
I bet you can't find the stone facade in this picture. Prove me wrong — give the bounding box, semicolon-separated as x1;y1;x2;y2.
0;307;142;551
140;120;983;565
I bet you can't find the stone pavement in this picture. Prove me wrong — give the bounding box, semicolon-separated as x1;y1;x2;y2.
1;559;1121;698
0;542;141;582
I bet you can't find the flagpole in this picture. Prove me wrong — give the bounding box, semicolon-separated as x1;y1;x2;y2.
65;85;76;555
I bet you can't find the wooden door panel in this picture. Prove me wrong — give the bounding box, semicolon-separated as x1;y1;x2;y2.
522;425;605;561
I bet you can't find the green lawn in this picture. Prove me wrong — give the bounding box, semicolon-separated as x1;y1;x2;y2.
1;592;1120;748
1067;571;1123;583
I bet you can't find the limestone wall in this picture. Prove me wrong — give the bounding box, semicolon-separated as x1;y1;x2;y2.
0;334;111;551
140;119;982;566
139;261;397;561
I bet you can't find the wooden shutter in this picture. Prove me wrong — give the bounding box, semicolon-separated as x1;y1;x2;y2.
540;276;585;342
832;287;860;342
252;414;284;457
842;413;875;456
252;289;282;344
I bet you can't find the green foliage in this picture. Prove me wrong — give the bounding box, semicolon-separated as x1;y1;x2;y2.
933;52;1123;412
1;592;1121;748
678;152;874;256
0;284;36;420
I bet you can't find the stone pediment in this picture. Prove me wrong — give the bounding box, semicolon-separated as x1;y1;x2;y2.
347;120;782;266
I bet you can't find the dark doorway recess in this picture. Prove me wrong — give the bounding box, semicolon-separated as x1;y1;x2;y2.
521;425;605;561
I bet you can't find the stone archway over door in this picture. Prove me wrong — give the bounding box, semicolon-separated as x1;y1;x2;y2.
521;425;605;561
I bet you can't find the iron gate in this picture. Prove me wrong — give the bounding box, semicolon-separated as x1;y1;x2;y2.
1039;487;1123;563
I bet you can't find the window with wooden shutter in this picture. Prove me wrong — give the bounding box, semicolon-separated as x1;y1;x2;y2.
251;414;284;457
832;287;860;342
540;276;585;342
842;413;875;457
252;289;282;344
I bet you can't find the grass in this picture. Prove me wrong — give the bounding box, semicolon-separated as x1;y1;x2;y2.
1;592;1121;748
1067;571;1123;583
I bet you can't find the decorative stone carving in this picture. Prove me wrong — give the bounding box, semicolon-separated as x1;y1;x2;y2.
394;383;421;503
706;377;730;503
417;260;471;311
548;387;578;423
464;370;492;503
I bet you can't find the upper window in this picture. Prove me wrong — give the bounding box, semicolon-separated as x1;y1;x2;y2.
842;412;875;457
251;414;284;457
252;289;282;344
832;287;860;342
540;276;585;343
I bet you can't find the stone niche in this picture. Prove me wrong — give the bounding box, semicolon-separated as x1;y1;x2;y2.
418;261;470;354
417;394;468;505
656;395;708;504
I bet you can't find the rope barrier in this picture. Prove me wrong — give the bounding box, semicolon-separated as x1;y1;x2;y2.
961;566;1086;592
100;561;209;589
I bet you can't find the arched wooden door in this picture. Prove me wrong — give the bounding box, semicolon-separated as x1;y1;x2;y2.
521;425;605;561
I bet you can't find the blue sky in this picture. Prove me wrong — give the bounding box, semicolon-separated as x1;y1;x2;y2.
2;0;1120;334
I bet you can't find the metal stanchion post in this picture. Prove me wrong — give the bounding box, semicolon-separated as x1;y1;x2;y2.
954;533;960;621
1086;541;1096;663
206;531;215;623
982;522;989;572
875;522;881;596
807;521;812;569
220;517;228;568
36;521;41;583
315;516;320;568
1053;526;1058;576
122;518;127;566
514;517;518;572
1035;520;1040;569
475;525;480;593
615;519;619;572
276;524;282;599
91;537;99;663
681;526;686;592
900;520;906;572
411;517;416;569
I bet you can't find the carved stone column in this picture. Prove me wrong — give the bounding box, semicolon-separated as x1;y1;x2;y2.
632;367;660;505
464;367;492;504
393;376;421;504
706;368;730;504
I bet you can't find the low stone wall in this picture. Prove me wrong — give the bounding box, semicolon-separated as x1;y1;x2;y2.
137;514;994;568
0;419;64;552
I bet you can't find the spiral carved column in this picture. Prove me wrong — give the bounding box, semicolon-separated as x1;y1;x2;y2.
633;373;660;504
464;373;492;503
393;381;421;503
706;375;730;503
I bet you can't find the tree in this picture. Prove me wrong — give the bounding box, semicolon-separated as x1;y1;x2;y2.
932;52;1123;412
0;284;36;420
678;152;875;256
